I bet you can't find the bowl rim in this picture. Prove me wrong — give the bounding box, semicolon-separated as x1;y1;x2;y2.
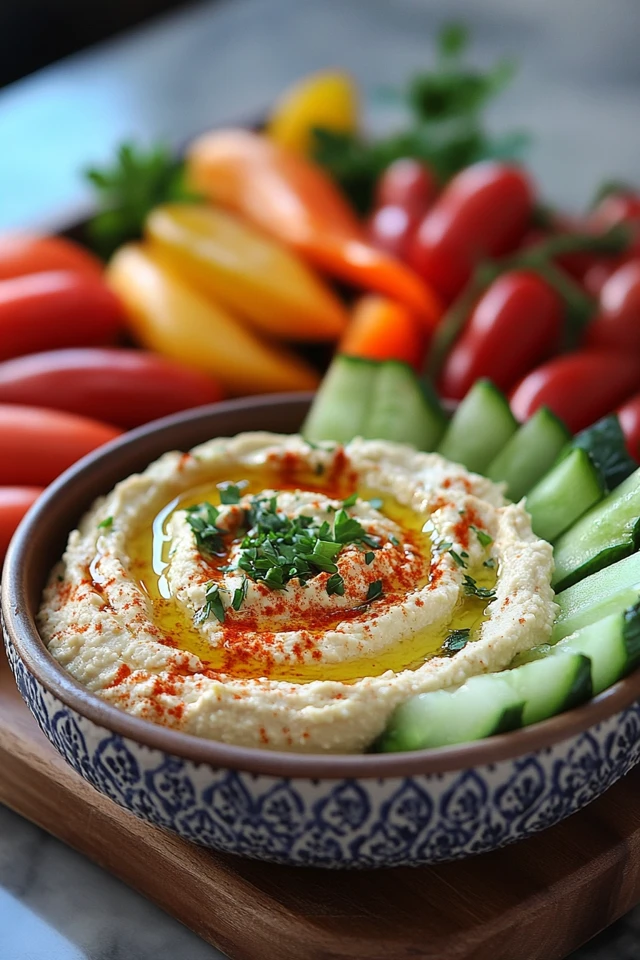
4;392;640;780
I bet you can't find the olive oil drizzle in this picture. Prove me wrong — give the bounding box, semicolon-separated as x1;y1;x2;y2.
119;466;497;684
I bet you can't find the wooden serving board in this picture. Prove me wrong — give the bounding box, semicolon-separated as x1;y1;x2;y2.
2;646;640;960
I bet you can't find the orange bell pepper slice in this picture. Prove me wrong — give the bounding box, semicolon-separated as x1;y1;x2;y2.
340;296;428;371
187;130;442;330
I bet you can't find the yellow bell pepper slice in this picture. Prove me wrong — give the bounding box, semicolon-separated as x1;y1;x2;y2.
267;70;359;155
107;244;319;396
146;203;347;341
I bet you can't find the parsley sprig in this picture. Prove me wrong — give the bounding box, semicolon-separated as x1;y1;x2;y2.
442;627;470;654
85;142;201;258
312;23;526;214
185;502;225;558
189;490;390;624
194;582;226;625
462;574;497;603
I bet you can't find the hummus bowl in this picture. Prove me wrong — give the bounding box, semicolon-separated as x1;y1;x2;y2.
4;394;640;869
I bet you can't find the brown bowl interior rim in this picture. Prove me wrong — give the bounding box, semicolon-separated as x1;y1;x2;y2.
4;392;640;781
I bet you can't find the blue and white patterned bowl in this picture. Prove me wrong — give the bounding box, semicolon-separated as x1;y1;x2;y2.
4;394;640;869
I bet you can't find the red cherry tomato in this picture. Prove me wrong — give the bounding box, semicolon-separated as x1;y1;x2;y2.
440;271;563;400
510;350;640;433
618;393;640;461
367;205;418;260
408;162;534;303
0;233;103;281
0;486;43;564
585;260;640;351
0;270;124;361
0;404;121;487
0;348;224;429
375;159;437;216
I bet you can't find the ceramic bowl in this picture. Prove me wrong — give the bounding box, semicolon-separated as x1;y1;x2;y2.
4;394;640;869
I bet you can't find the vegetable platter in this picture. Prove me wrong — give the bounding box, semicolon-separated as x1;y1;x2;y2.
2;21;640;566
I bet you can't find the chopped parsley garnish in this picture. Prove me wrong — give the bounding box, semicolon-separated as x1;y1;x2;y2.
188;492;384;603
438;540;453;553
389;535;400;546
462;574;497;603
471;525;493;548
442;628;471;653
342;492;358;508
364;551;375;565
448;549;468;568
194;582;226;624
97;516;113;530
326;572;345;596
218;481;247;505
232;577;248;611
185;502;225;557
483;557;496;569
366;579;384;603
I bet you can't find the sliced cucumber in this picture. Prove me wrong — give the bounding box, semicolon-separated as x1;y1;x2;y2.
376;674;524;752
570;414;636;492
554;601;640;694
553;552;640;642
552;466;640;590
302;355;376;444
376;651;589;752
506;653;592;726
302;355;446;450
437;379;517;473
525;447;604;543
377;602;640;752
361;363;446;450
486;407;570;501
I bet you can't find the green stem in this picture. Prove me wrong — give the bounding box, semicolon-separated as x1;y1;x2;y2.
425;224;628;378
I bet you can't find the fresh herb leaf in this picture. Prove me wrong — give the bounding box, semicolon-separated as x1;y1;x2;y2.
442;627;471;653
218;481;247;505
389;535;400;546
471;525;493;548
438;540;453;552
462;574;497;602
364;551;375;565
483;557;496;569
342;492;358;508
195;582;226;624
366;579;384;603
326;572;345;597
185;502;225;557
97;516;113;530
311;23;525;215
448;549;468;568
85;142;202;258
232;578;248;612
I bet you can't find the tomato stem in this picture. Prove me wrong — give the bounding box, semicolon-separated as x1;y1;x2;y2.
425;224;628;378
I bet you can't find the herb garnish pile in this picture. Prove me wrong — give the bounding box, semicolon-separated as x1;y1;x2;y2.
312;23;526;214
186;490;390;624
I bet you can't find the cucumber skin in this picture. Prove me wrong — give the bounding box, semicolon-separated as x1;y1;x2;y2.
552;467;640;591
525;447;603;543
486;407;570;502
552;552;640;642
438;379;517;473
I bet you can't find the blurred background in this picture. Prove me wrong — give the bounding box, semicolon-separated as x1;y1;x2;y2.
0;0;639;230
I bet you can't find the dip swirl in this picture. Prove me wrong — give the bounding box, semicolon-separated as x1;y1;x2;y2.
38;433;556;753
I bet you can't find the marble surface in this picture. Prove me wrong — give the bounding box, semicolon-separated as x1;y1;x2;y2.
2;0;640;956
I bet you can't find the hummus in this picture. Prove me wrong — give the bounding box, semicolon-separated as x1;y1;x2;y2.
38;433;556;754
